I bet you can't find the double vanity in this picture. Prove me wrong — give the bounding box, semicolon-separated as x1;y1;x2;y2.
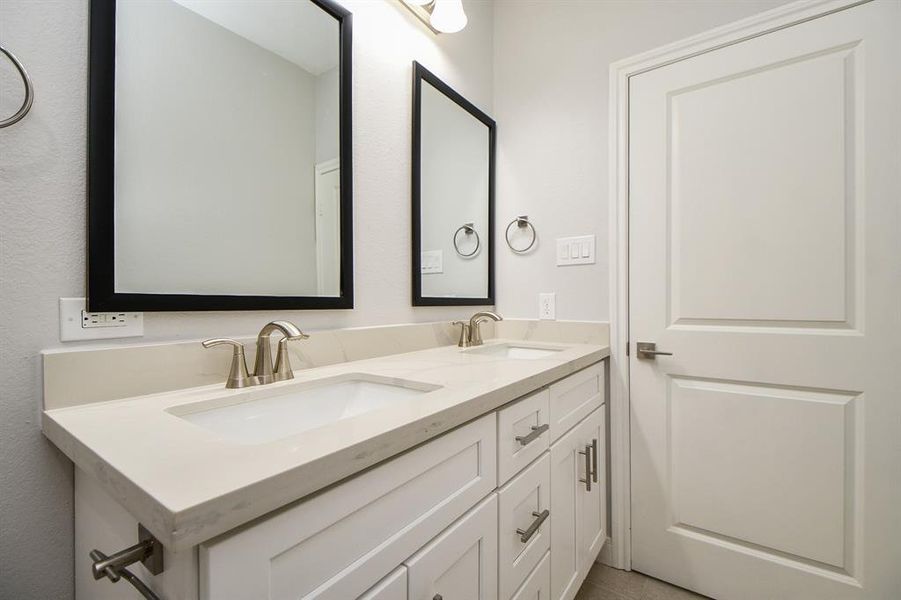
42;321;609;600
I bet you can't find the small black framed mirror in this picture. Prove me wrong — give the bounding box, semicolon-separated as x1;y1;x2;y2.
87;0;353;311
412;62;495;306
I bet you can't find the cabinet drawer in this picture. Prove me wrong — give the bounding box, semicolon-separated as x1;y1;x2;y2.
200;414;497;600
405;494;499;600
498;453;551;600
497;388;550;484
511;552;550;600
548;363;604;442
360;567;408;600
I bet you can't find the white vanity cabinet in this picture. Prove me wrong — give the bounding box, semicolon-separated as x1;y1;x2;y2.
74;360;606;600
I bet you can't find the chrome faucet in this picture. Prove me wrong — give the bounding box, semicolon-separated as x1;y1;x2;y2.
202;320;309;389
453;311;503;347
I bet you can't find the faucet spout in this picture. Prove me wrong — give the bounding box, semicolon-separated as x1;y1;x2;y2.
254;321;309;384
468;311;503;346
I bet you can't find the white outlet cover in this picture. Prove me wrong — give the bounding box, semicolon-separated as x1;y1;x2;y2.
539;292;556;320
59;298;144;342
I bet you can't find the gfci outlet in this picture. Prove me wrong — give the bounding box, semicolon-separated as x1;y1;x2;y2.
539;293;556;320
59;298;144;342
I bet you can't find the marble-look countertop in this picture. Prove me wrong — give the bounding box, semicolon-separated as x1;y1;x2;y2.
42;339;608;552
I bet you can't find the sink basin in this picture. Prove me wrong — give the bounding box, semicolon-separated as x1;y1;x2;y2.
168;374;440;444
464;343;564;360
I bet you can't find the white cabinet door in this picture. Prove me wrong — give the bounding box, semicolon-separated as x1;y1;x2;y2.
498;453;550;599
549;407;604;600
576;408;605;573
406;494;498;600
359;567;408;600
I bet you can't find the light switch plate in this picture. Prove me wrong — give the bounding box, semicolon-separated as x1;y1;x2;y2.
59;298;144;342
555;235;596;266
539;293;556;320
420;250;444;274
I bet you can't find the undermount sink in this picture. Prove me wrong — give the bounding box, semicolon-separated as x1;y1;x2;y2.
168;374;440;445
464;343;564;360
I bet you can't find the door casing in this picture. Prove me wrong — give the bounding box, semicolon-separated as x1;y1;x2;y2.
604;0;871;571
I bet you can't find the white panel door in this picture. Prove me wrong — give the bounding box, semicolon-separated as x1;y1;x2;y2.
629;2;900;599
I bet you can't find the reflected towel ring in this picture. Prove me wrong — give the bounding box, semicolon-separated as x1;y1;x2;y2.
505;216;536;253
0;46;34;129
453;223;481;258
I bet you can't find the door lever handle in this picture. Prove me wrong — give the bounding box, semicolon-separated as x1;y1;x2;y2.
636;342;673;359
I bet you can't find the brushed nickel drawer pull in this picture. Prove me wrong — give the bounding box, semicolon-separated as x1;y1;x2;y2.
579;444;592;491
516;509;550;543
591;438;599;483
515;423;549;446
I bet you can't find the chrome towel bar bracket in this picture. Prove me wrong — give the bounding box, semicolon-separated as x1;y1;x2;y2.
0;46;34;129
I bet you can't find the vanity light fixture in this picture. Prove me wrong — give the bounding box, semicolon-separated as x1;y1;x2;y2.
401;0;468;34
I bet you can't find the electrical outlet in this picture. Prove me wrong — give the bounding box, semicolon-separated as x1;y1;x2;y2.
59;298;144;341
539;293;556;320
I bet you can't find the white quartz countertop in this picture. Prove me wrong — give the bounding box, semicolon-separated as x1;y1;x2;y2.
42;339;608;551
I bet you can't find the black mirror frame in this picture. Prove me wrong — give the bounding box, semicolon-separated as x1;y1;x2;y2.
411;61;496;307
86;0;354;311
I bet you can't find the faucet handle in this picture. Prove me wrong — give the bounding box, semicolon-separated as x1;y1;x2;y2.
452;321;472;348
202;338;255;389
273;338;297;382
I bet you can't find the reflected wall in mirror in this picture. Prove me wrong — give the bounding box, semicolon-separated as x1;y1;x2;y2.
87;0;353;311
412;62;495;306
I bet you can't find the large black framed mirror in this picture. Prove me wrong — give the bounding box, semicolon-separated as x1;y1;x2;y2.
87;0;353;311
412;62;495;306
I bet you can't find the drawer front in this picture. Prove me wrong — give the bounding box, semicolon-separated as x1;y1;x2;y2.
497;389;551;484
200;414;497;600
405;494;499;600
359;567;408;600
510;552;550;600
548;363;604;442
498;453;551;600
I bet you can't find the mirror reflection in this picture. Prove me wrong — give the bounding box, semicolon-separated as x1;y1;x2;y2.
112;0;344;298
413;62;495;305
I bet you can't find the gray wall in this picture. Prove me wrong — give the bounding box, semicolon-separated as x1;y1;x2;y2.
0;0;494;597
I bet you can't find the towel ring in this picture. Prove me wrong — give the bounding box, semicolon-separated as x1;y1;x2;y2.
453;223;480;258
0;46;34;129
505;216;536;253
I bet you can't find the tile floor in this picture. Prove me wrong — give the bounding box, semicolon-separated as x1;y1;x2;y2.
575;563;709;600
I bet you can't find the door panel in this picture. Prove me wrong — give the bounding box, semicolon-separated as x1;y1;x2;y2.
576;408;605;571
629;2;900;599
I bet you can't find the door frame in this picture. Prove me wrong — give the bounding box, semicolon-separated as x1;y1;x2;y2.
315;158;341;295
604;0;868;571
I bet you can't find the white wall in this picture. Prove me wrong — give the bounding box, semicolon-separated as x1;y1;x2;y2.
493;0;793;322
0;0;493;597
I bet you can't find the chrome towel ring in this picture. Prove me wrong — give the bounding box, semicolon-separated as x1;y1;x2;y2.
453;223;481;258
505;216;537;253
0;45;34;129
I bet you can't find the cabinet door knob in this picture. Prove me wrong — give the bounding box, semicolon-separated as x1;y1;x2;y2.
515;423;549;446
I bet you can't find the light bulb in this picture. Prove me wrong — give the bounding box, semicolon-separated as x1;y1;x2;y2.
403;0;433;6
429;0;467;33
